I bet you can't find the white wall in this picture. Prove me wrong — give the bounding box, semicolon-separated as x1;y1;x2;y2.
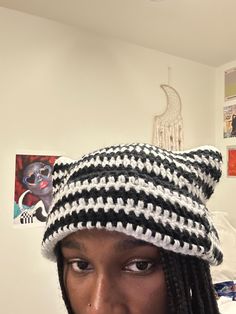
0;7;218;314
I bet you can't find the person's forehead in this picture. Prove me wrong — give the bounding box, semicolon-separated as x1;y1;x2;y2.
61;229;156;251
24;161;45;172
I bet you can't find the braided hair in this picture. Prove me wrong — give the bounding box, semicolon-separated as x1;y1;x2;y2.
55;244;220;314
159;249;220;314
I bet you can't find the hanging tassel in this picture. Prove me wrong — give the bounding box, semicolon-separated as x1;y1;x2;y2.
152;84;184;151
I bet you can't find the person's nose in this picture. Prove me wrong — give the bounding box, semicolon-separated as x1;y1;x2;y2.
36;172;43;182
87;273;128;314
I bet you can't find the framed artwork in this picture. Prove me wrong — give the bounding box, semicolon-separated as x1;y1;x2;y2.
225;68;236;101
223;104;236;138
14;153;59;227
227;147;236;177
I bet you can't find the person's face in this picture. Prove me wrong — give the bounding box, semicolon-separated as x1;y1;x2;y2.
61;229;167;314
22;162;52;197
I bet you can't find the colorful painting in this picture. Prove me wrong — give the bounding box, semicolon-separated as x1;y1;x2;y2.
223;104;236;138
214;281;236;301
14;154;58;226
227;147;236;177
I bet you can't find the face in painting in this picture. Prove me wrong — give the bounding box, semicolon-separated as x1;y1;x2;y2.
61;229;167;314
23;162;52;197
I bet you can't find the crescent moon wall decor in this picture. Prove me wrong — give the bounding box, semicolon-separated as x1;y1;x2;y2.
152;84;184;151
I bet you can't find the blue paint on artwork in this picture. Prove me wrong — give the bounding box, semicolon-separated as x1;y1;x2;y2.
14;201;30;218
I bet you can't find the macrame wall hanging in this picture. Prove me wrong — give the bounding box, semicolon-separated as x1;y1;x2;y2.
152;68;184;151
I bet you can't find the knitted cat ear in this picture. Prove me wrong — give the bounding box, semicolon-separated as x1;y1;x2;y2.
168;145;222;203
42;143;223;266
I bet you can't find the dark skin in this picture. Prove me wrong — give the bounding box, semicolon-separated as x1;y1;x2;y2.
61;229;167;314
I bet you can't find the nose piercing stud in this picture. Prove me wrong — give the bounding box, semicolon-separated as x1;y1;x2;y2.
88;303;91;307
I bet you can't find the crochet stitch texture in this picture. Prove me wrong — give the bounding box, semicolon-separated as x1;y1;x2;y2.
41;143;223;265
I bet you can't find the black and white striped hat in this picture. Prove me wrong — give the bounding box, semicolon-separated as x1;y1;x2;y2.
42;143;223;265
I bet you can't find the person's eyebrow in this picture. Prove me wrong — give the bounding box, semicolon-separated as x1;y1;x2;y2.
114;238;153;251
61;239;86;252
61;237;154;252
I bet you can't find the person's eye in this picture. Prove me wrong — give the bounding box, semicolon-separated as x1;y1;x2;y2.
124;260;155;273
69;259;92;273
40;166;50;177
26;174;36;184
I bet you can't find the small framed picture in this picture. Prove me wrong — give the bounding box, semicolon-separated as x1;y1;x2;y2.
225;68;236;101
223;104;236;138
227;146;236;177
14;153;59;227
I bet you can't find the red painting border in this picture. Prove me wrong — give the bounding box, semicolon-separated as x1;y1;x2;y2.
228;147;236;177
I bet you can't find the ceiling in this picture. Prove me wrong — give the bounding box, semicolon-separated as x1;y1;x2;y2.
0;0;236;66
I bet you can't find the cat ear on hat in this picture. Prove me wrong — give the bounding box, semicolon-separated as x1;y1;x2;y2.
180;145;222;202
186;146;222;178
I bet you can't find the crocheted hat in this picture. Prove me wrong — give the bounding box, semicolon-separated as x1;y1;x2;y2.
41;143;223;265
